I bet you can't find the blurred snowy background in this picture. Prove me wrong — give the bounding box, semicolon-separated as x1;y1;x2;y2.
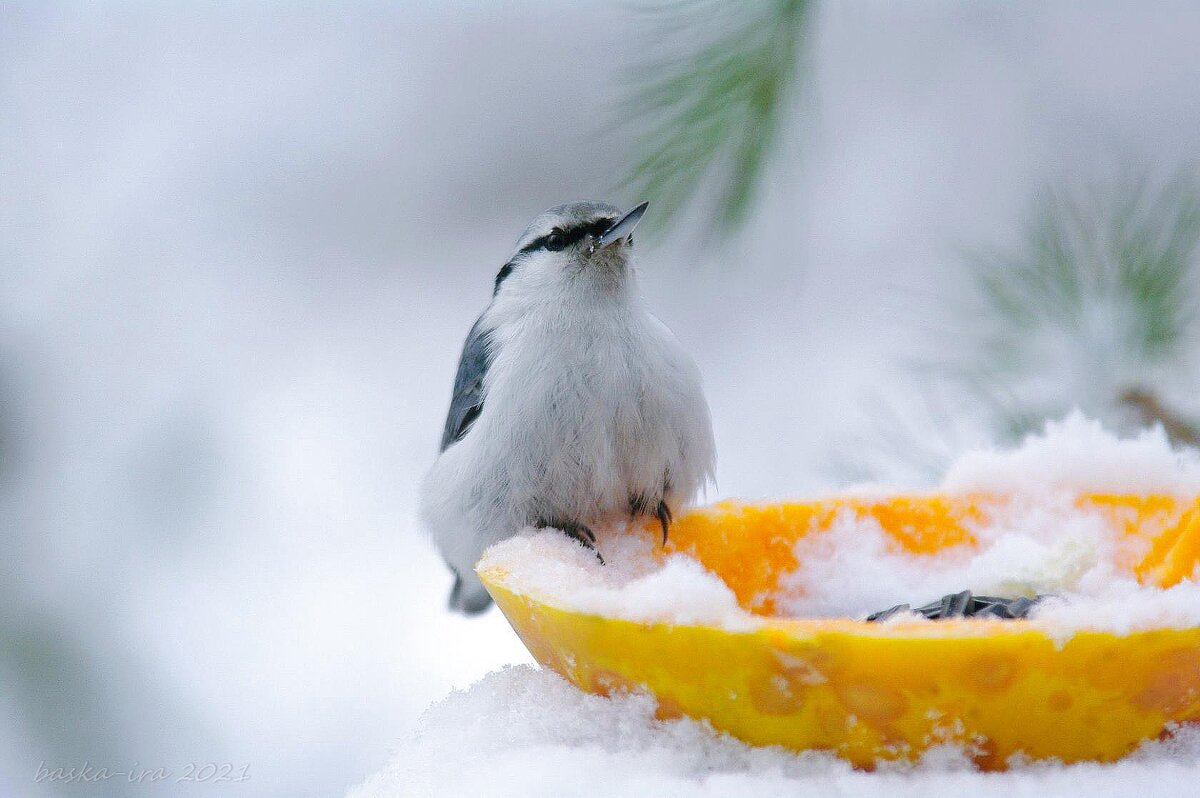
3;2;1200;796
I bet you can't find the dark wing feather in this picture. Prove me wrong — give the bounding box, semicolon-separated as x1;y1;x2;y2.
439;315;492;451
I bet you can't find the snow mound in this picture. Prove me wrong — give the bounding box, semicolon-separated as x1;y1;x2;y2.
481;414;1200;635
942;413;1200;494
349;665;1200;798
479;528;756;629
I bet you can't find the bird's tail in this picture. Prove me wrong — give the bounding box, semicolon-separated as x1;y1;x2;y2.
448;570;493;615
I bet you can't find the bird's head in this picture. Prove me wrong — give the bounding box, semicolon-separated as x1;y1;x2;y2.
492;201;649;301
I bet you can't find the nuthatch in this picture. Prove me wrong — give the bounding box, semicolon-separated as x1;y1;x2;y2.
421;201;715;614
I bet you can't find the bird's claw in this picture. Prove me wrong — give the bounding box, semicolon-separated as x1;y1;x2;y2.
655;500;672;547
544;519;604;564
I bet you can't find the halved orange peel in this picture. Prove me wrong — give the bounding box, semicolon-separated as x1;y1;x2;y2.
479;494;1200;769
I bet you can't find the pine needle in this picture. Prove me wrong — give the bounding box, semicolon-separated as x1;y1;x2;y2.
619;0;810;236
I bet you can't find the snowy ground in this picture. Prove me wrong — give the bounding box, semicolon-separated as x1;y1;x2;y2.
353;666;1200;798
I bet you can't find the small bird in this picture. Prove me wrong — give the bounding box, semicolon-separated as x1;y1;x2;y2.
421;201;716;614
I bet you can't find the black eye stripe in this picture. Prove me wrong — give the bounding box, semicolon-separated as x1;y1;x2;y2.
493;262;514;295
517;218;617;255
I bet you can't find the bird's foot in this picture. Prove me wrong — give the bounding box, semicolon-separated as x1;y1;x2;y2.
540;519;603;564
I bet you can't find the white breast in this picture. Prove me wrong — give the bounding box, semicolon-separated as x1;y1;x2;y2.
473;292;714;527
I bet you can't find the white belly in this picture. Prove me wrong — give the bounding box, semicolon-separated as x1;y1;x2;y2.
421;298;714;585
487;324;673;523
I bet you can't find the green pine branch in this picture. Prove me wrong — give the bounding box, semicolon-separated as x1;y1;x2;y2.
619;0;810;236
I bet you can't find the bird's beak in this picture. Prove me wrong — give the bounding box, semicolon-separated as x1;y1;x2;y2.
595;201;649;250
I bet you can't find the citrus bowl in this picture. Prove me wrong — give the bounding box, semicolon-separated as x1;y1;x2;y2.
478;494;1200;769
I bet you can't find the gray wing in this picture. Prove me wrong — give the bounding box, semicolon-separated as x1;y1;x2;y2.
439;315;492;452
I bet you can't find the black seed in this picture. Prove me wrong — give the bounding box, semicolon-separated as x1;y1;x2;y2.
867;592;1048;623
865;603;911;622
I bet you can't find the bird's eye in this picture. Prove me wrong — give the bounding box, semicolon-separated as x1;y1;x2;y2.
544;230;566;251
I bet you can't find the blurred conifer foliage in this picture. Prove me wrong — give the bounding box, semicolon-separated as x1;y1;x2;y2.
946;171;1200;448
621;0;810;235
620;2;1200;475
833;172;1200;485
